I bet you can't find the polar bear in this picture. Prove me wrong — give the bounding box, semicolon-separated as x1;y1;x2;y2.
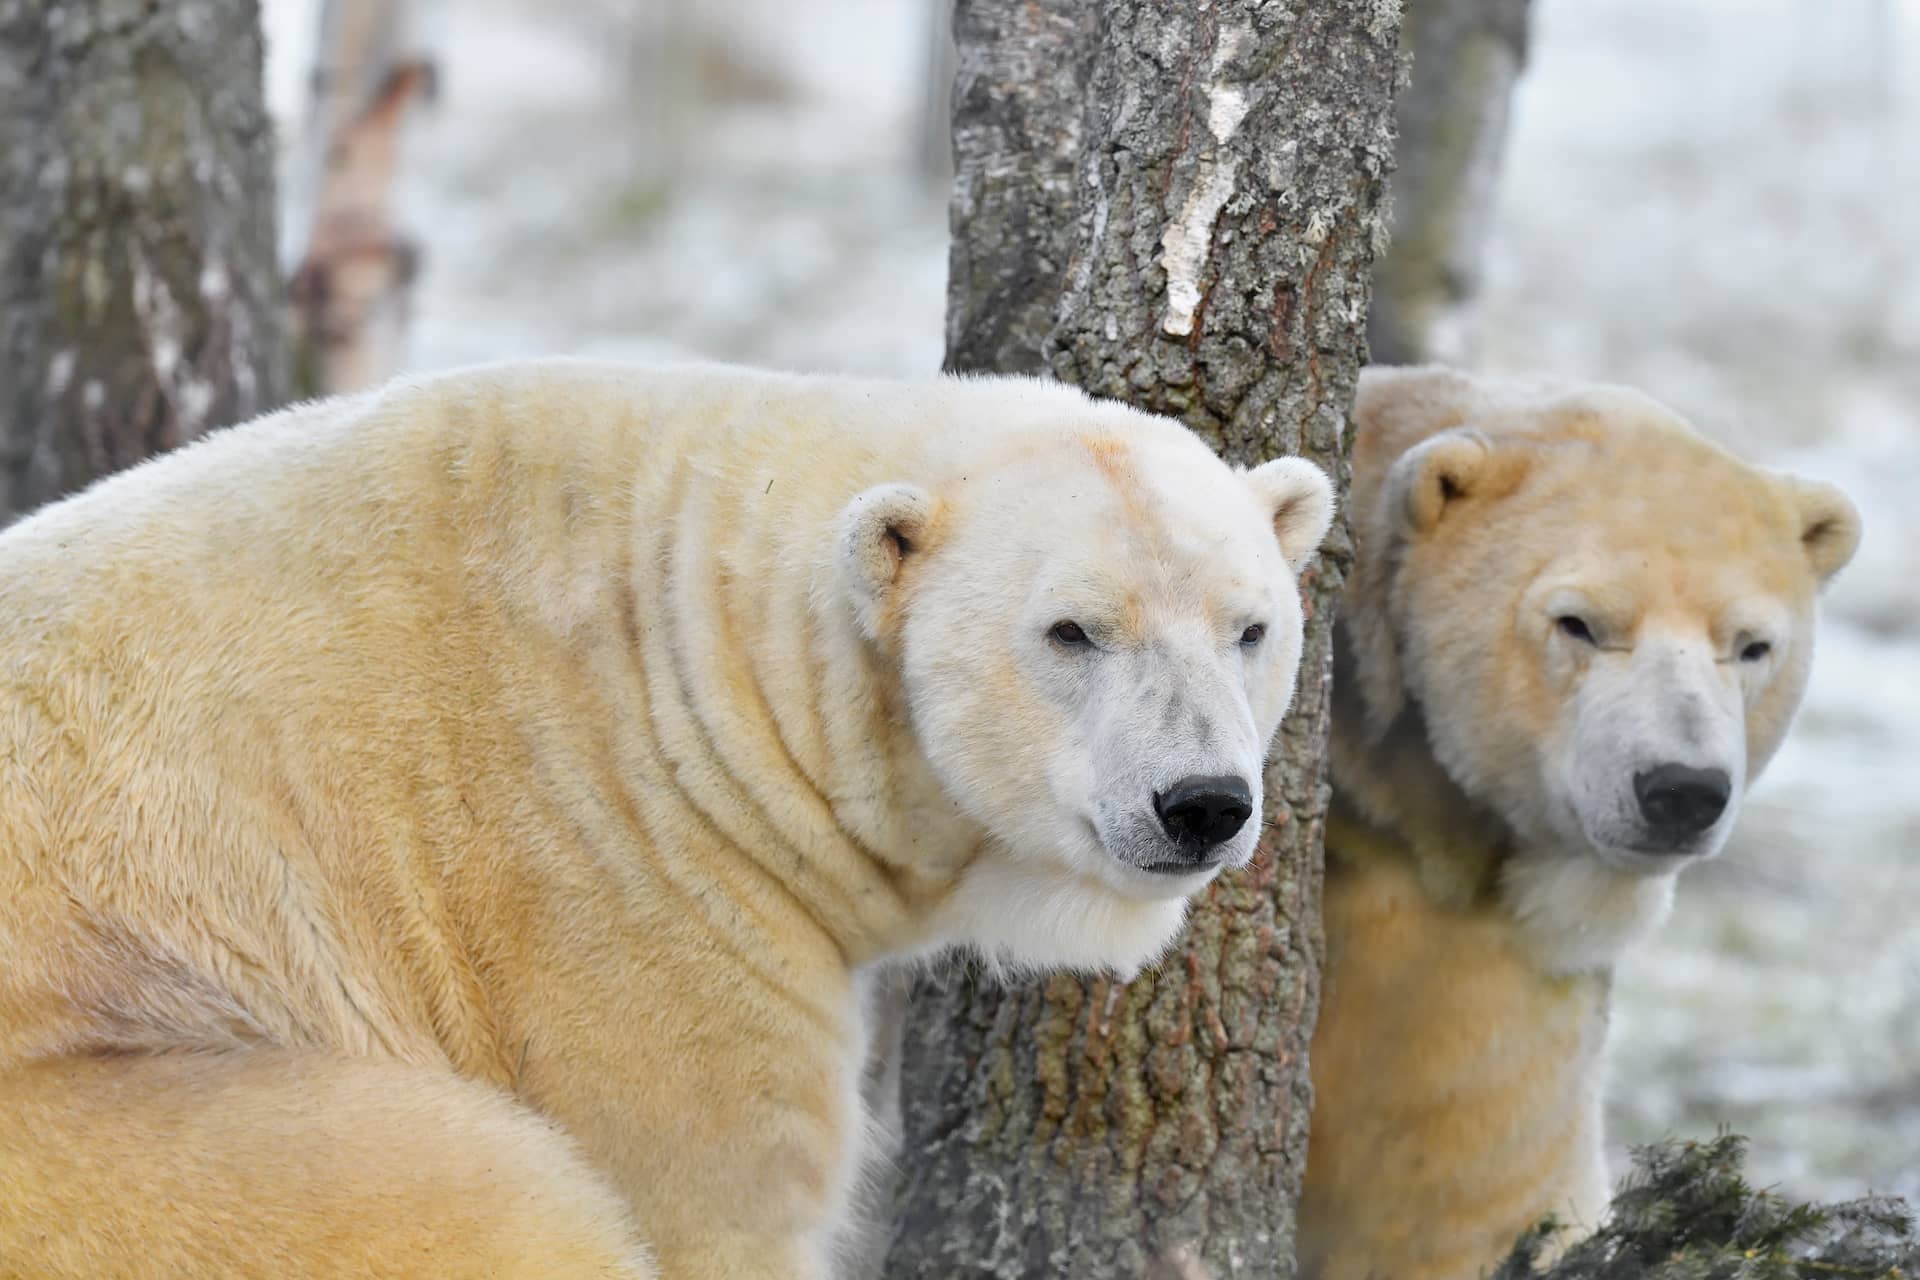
0;360;1333;1280
1298;366;1861;1280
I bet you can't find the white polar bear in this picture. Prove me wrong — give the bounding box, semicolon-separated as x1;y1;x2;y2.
0;359;1333;1280
1300;365;1862;1280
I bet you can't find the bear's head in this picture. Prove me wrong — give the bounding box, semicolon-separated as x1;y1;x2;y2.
1339;366;1860;969
834;406;1334;975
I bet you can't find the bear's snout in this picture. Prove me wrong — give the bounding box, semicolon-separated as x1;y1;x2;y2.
1631;763;1731;846
1149;774;1254;867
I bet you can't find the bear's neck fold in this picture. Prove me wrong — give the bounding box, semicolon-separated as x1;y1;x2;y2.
602;418;980;968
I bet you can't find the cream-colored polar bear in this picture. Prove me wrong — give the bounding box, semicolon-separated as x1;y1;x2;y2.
0;360;1333;1280
1298;366;1861;1280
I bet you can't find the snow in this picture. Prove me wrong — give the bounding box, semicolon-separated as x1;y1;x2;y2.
256;0;1919;1204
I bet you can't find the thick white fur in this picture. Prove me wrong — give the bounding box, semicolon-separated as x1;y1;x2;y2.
0;359;1332;1278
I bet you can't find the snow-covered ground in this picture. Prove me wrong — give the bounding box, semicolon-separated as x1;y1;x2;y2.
260;0;1919;1204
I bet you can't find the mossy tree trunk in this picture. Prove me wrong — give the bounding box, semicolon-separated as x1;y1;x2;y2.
879;1;1400;1275
1365;0;1531;366
0;0;287;524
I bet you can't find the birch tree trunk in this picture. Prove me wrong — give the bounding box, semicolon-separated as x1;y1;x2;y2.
1365;0;1531;366
880;2;1400;1275
0;0;287;523
285;0;431;397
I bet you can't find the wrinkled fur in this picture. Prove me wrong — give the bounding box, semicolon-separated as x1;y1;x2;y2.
1299;366;1860;1280
0;360;1331;1279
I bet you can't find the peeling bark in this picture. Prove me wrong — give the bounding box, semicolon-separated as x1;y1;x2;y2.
0;0;287;523
1366;0;1531;365
882;2;1400;1276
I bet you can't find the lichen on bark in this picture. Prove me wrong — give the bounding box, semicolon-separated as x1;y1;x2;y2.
0;0;287;523
883;2;1401;1276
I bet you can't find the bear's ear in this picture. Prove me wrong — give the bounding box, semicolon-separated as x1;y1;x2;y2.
1243;456;1336;574
1783;474;1862;583
835;482;938;643
1339;428;1501;743
1382;428;1496;536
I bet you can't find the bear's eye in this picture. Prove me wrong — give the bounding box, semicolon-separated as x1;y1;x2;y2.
1049;620;1092;648
1556;615;1597;645
1740;640;1772;662
1239;624;1266;646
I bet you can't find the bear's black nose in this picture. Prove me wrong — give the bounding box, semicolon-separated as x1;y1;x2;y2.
1153;775;1254;858
1633;763;1731;841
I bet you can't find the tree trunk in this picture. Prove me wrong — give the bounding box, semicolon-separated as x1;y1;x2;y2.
284;0;435;401
1364;0;1531;366
283;0;403;269
626;0;699;200
881;2;1399;1276
939;0;1098;376
284;0;431;398
0;0;287;524
915;0;957;190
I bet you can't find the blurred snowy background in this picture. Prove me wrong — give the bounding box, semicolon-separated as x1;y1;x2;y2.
259;0;1919;1203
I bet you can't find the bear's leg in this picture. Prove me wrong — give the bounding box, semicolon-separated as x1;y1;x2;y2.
0;1049;655;1279
645;1233;828;1280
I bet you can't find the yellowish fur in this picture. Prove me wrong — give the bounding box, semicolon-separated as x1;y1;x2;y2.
0;359;1331;1278
1299;366;1860;1280
0;1053;654;1278
1301;815;1610;1280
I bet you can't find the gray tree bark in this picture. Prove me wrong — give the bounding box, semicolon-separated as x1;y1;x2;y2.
1365;0;1531;366
940;0;1097;376
879;2;1400;1276
0;0;287;523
